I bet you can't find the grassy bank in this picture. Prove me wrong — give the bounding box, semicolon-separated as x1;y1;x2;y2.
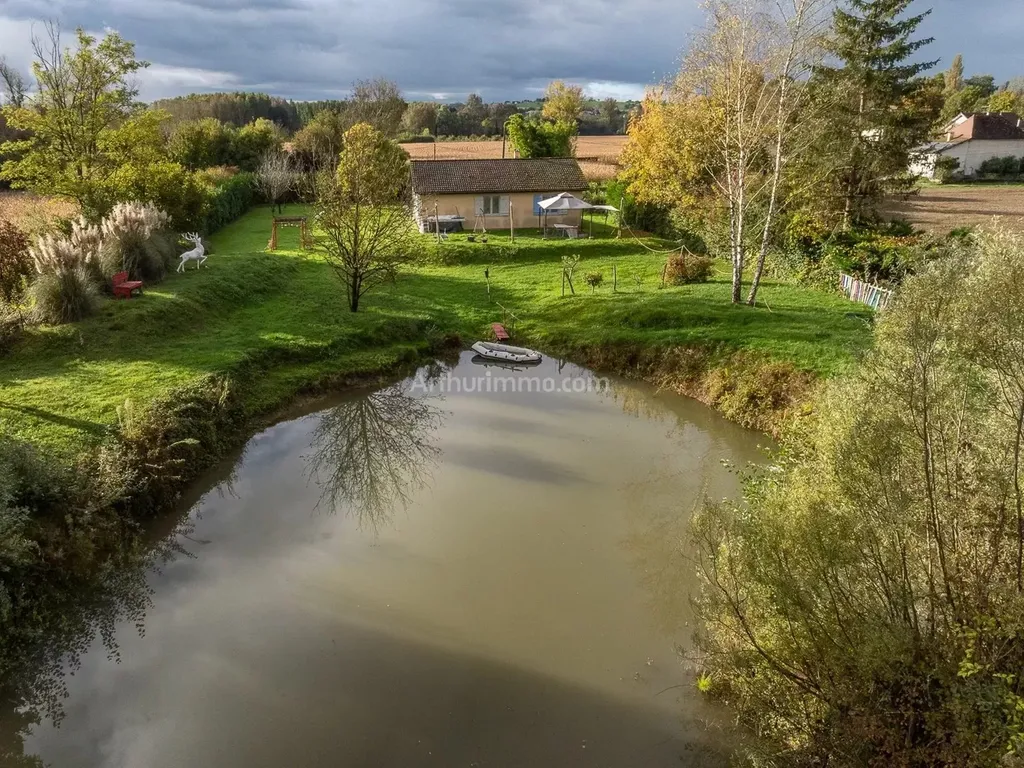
0;205;873;702
1;205;872;456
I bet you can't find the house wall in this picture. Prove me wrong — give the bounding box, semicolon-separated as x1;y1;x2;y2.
910;153;938;178
943;139;1024;177
415;192;584;231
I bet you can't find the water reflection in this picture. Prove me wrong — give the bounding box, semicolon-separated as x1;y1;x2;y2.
0;356;766;768
303;381;446;533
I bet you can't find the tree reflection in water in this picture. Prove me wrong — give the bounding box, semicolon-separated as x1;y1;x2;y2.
303;379;446;533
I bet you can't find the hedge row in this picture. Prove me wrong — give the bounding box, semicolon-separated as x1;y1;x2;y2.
201;172;256;234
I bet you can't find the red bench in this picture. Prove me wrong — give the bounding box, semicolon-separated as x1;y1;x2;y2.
491;322;510;341
112;271;143;299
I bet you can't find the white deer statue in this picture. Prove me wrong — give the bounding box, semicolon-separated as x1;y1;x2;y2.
177;233;207;272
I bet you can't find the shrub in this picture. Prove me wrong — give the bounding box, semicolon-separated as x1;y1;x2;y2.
665;253;714;285
99;202;170;282
0;220;31;304
585;271;604;292
934;155;961;183
104;160;208;232
692;230;1024;765
231;119;283;172
0;305;24;355
397;133;435;143
167;118;235;170
978;155;1022;177
196;165;239;186
27;267;98;324
202;173;255;234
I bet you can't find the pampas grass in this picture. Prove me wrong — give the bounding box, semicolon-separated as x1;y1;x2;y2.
99;202;169;281
27;267;98;324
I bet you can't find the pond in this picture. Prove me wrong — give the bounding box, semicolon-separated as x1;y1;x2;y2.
1;352;766;768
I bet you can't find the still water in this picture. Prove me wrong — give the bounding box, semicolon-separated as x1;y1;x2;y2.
4;353;765;767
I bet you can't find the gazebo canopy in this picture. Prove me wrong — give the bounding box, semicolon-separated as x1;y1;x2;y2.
537;192;594;211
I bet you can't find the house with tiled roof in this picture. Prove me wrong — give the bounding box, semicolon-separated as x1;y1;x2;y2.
409;158;587;232
911;112;1024;179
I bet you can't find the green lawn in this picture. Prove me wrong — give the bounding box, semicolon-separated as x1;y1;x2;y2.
0;205;872;453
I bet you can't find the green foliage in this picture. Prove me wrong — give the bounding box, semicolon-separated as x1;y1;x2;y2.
231;118;282;172
319;124;412;312
27;267;98;324
167;118;235;170
201;173;256;234
978;155;1024;177
0;28;149;215
584;271;604;292
505;114;577;158
934;155;962;183
165;116;280;172
665;253;714;285
780;214;929;287
693;228;1024;765
807;0;939;224
291;109;346;168
542;80;585;125
941;84;987;122
152;91;301;131
0;220;30;303
401;102;438;136
104;160;207;232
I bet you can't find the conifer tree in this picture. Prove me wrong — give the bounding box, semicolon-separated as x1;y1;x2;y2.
810;0;938;226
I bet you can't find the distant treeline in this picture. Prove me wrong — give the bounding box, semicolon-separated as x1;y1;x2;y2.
148;90;639;137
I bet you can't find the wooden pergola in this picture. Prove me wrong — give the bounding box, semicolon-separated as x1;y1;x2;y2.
268;216;312;250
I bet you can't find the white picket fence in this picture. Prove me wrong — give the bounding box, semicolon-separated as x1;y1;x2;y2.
840;273;894;311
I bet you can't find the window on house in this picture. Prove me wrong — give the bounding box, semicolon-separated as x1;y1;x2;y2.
482;195;502;215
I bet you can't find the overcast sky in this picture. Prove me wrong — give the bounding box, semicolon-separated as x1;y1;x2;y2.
0;0;1021;103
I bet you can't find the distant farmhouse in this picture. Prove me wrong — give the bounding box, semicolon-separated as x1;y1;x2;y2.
911;112;1024;180
410;158;587;233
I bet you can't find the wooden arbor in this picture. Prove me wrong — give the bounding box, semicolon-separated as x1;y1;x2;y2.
268;216;312;250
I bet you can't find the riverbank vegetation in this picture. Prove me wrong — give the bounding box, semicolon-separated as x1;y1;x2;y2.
693;226;1024;766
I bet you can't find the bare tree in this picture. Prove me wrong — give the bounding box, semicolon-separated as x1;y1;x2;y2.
304;382;445;533
0;56;27;107
745;0;834;305
346;78;406;137
677;0;832;304
255;150;295;214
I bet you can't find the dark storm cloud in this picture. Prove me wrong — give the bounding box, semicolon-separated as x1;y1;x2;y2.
1;0;1021;102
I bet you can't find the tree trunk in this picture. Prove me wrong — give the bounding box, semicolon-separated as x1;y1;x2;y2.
350;274;360;312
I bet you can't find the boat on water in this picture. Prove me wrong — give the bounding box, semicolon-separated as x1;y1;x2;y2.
470;354;542;371
471;341;543;365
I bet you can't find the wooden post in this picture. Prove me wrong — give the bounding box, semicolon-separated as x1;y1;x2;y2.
269;220;278;251
613;265;617;293
434;202;440;244
485;267;491;298
509;200;514;243
561;269;566;297
661;263;668;288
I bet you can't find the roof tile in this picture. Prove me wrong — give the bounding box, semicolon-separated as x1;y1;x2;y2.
410;158;587;195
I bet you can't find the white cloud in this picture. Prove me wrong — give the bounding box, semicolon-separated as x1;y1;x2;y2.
0;16;39;73
138;63;240;100
583;81;647;101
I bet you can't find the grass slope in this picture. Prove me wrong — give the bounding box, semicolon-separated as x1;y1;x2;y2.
0;206;872;453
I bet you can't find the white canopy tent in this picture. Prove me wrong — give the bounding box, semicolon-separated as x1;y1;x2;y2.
536;193;618;237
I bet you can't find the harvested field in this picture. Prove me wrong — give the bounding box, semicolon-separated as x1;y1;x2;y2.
400;135;627;180
887;185;1024;233
0;190;78;234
